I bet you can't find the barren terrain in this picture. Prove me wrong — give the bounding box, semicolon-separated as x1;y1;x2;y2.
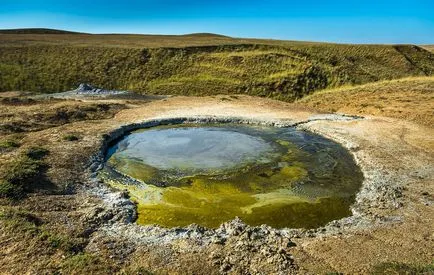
1;81;433;273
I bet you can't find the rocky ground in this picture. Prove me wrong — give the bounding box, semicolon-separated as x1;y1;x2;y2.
0;92;433;274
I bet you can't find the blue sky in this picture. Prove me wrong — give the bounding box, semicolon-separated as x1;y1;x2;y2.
0;0;433;43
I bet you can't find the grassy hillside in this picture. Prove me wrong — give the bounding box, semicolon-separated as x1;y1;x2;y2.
298;76;434;126
1;31;433;101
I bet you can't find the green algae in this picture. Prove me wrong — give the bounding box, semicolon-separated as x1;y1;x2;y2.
104;124;363;229
108;156;158;183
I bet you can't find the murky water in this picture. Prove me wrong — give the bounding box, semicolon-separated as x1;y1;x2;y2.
104;124;363;229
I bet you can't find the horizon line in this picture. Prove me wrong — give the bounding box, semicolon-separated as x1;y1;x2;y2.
0;27;432;46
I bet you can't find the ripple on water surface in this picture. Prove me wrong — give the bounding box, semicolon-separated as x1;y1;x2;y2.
104;124;363;229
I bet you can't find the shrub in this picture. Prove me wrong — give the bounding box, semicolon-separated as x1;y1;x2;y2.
25;146;49;160
0;180;24;199
63;134;80;141
4;156;43;186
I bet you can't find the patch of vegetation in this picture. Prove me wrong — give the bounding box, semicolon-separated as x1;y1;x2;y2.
123;266;155;275
394;45;434;75
0;101;125;134
371;261;434;274
1;208;85;251
0;139;20;150
63;134;80;141
0;207;91;272
1;97;37;105
0;180;24;199
298;76;434;126
60;253;114;274
0;208;44;235
43;103;124;123
25;146;49;159
0;146;49;199
0;35;432;101
0;206;123;274
39;231;86;254
0;122;26;134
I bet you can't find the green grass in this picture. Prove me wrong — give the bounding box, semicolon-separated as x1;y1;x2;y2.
371;261;434;274
0;31;433;101
25;146;49;160
60;253;106;274
0;139;20;150
0;146;49;199
63;134;80;141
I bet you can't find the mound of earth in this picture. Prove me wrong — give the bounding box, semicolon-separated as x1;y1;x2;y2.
74;83;127;96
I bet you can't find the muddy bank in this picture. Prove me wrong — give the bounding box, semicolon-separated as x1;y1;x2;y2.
88;113;406;234
76;112;405;273
76;96;433;273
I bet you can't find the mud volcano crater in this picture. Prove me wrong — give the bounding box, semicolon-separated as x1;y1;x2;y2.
103;123;363;229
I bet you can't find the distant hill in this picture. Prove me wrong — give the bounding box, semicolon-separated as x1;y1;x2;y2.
0;28;229;38
0;28;86;34
181;33;231;38
422;45;434;52
0;29;433;100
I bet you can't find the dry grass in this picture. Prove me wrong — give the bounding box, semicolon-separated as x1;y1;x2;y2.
298;76;434;126
0;93;130;273
0;32;286;49
422;45;434;52
0;96;126;135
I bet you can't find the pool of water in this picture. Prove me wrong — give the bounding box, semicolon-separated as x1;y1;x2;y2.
104;124;363;229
